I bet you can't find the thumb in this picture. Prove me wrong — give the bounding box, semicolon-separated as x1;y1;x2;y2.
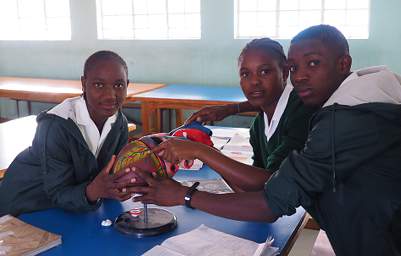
103;155;116;175
152;143;166;155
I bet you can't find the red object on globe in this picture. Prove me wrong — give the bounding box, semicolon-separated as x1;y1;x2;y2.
113;121;214;183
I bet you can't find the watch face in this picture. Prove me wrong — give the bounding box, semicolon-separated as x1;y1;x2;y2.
113;134;178;184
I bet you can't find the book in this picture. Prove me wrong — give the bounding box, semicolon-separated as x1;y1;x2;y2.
143;224;279;256
221;149;253;165
180;178;234;194
0;215;61;256
221;133;252;152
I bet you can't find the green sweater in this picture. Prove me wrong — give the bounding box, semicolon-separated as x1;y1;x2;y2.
265;103;401;255
249;90;316;172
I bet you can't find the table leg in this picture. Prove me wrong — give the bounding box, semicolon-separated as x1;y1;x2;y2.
155;107;161;133
141;103;150;135
141;103;163;134
175;109;184;127
15;100;20;117
27;101;32;115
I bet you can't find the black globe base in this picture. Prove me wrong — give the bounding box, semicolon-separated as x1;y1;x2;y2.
114;208;177;238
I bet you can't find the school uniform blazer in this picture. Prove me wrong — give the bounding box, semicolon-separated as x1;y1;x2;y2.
0;111;128;216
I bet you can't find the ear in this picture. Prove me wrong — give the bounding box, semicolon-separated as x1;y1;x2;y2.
282;64;290;84
337;54;352;75
81;75;86;92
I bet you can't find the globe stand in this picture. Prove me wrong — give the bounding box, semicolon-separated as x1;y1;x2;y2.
114;204;177;237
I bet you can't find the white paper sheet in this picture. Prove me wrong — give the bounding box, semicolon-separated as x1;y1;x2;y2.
142;225;279;256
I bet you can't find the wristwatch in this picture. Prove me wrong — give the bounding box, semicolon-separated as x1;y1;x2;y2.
184;182;200;209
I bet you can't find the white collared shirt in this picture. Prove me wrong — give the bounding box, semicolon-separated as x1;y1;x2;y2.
264;83;293;141
47;96;117;157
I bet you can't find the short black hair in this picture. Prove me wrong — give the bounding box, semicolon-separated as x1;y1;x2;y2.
83;50;128;77
291;24;349;56
238;38;287;67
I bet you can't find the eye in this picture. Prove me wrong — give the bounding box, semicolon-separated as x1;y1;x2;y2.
308;60;320;67
114;82;125;88
94;82;104;88
260;69;270;76
240;71;249;78
289;65;296;73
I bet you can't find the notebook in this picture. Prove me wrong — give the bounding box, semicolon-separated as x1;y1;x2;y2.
0;215;61;256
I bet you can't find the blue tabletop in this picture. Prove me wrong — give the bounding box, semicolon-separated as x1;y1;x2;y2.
20;167;305;255
133;84;247;103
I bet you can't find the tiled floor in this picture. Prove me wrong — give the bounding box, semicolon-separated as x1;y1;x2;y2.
289;229;319;256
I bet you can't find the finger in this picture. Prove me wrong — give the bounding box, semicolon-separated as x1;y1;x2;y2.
125;186;150;194
107;188;124;199
115;193;131;202
152;142;167;154
136;199;156;205
113;179;135;189
132;194;155;204
133;168;156;186
112;167;133;180
118;193;133;202
185;112;200;125
196;116;204;123
111;188;134;200
102;155;116;175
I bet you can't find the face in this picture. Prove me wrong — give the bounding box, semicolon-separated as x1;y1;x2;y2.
287;39;351;107
81;59;128;125
239;48;288;112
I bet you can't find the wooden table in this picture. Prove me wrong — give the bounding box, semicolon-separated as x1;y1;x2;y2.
0;115;37;178
128;84;248;134
0;77;165;116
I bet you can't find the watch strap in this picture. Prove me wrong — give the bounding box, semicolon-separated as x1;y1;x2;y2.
184;181;200;209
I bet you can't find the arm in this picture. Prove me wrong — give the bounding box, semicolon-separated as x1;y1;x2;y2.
264;107;383;217
41;120;133;211
153;139;271;191
130;168;278;222
185;101;259;124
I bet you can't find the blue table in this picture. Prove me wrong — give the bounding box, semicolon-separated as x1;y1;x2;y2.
20;166;306;255
128;84;248;134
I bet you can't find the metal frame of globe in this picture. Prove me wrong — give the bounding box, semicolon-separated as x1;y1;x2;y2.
113;135;178;237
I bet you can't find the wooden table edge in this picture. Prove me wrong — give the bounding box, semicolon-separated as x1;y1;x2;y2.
280;211;308;256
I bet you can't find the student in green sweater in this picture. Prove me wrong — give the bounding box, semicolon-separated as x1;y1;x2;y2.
152;38;315;192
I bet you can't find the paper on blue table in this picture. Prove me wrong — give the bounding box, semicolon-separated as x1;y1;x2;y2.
142;224;278;256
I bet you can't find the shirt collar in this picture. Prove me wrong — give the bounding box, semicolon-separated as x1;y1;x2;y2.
75;96;117;128
264;83;293;127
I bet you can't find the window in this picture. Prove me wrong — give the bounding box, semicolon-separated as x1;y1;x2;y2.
235;0;370;39
96;0;201;40
0;0;71;40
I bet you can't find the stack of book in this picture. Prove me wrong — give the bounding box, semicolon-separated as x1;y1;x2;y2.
0;215;61;256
